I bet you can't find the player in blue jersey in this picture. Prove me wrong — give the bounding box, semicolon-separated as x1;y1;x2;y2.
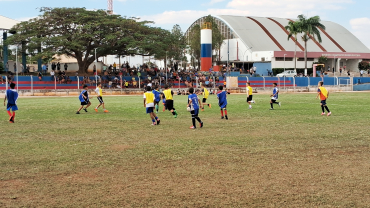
187;87;203;129
76;85;92;114
270;83;281;110
217;85;228;120
4;83;18;123
152;85;161;113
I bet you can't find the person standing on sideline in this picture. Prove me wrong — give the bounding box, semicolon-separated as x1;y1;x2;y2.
246;82;255;109
5;62;9;71
316;81;331;116
64;63;68;71
50;70;55;81
4;83;18;123
57;62;61;71
187;87;203;129
13;63;17;73
360;70;364;77
269;83;281;110
42;64;47;75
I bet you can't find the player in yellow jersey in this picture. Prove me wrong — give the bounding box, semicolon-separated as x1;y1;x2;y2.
246;82;255;109
316;81;331;116
163;84;178;118
200;84;211;111
144;86;160;125
94;82;109;113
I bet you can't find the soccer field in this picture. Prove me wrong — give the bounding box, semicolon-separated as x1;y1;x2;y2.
1;92;370;207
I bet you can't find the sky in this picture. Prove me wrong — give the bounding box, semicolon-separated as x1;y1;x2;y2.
1;0;370;49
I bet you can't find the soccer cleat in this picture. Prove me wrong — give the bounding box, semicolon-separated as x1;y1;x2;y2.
189;126;196;129
9;116;14;123
94;108;98;112
156;111;159;114
225;115;228;120
269;108;274;110
83;108;88;112
327;112;332;116
200;122;203;128
321;112;326;115
157;119;160;125
151;123;157;125
76;111;80;114
221;116;224;119
249;106;252;109
104;110;109;113
278;102;281;107
201;108;204;111
209;104;211;108
252;100;256;104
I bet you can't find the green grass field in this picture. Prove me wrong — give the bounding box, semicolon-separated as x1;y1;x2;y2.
1;92;370;207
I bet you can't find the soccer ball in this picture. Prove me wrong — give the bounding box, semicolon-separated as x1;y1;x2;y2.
187;107;191;112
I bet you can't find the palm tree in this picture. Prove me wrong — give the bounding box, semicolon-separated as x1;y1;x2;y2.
297;15;326;76
285;21;301;74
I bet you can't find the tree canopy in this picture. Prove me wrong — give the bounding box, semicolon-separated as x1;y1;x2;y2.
6;7;178;73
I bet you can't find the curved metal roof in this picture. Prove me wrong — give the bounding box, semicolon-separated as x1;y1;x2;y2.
0;15;20;30
187;15;370;53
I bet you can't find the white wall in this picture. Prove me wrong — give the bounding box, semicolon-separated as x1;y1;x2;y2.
271;58;318;69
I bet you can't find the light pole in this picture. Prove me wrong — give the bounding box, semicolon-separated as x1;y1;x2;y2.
242;46;253;73
165;51;168;84
94;48;97;87
15;45;19;91
284;54;287;91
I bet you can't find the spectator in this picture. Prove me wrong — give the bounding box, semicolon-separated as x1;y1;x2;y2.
347;70;351;76
13;63;17;73
339;68;342;76
64;63;68;71
5;62;9;72
50;70;55;81
42;64;48;75
360;69;364;77
0;75;4;84
26;65;30;73
57;62;61;71
52;62;56;71
113;62;117;72
38;72;43;81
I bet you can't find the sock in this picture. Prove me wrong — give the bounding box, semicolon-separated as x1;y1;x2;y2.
7;111;11;117
221;110;224;117
192;117;196;127
156;105;159;111
12;112;15;120
195;116;202;123
321;105;325;113
224;110;227;115
172;111;176;115
152;119;155;123
155;117;158;120
325;106;330;113
270;103;273;108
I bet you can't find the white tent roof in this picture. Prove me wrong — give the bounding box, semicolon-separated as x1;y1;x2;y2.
0;15;20;30
214;15;370;53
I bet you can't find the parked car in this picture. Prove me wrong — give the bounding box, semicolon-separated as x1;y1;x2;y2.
276;70;297;77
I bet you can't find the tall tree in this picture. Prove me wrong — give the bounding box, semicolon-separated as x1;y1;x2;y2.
188;24;201;70
297;15;326;76
285;21;301;73
7;7;156;73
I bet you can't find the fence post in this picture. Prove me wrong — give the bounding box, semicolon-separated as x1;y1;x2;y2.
179;78;180;88
293;77;295;92
54;76;57;95
262;76;265;91
5;76;8;91
284;76;286;91
351;77;354;91
77;77;80;90
277;77;280;89
120;75;123;94
30;75;33;95
307;77;310;88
